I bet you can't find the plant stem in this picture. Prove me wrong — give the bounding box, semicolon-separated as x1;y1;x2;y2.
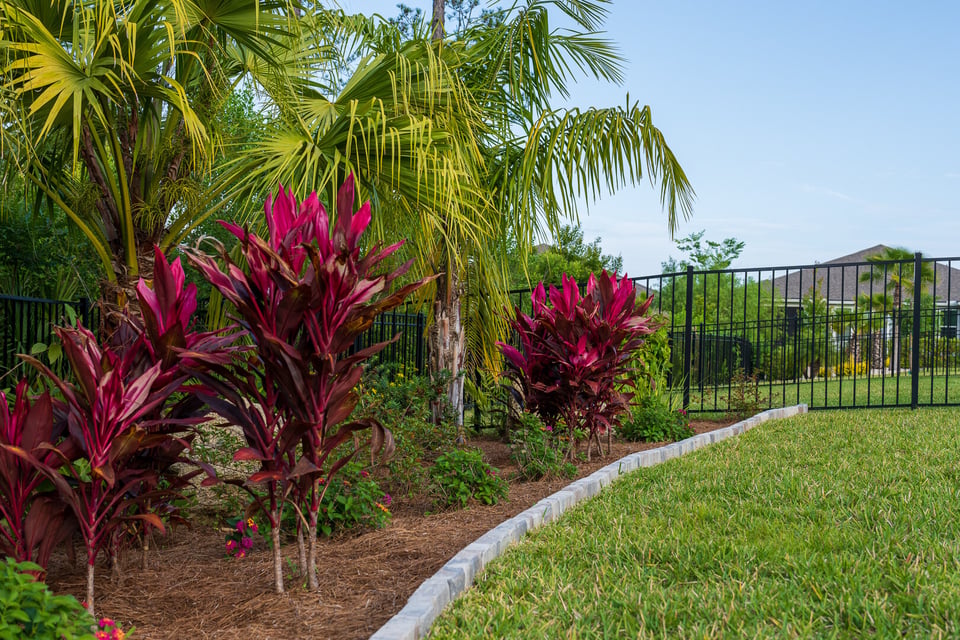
297;527;306;577
271;507;284;594
86;561;95;617
307;512;318;591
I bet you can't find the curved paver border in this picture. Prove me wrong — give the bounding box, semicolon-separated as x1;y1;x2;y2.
369;404;809;640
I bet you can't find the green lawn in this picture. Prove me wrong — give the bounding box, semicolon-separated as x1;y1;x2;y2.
430;408;960;638
689;373;960;412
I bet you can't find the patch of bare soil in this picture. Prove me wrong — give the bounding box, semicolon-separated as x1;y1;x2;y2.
45;419;735;640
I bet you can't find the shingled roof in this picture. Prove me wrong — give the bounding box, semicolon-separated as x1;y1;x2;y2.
769;245;960;304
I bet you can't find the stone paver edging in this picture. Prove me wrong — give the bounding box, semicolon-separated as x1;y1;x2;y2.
369;405;809;640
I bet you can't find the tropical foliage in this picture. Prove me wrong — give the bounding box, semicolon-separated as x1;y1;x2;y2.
212;0;694;425
0;247;229;613
0;0;312;312
500;272;660;460
859;246;935;373
0;381;72;571
184;175;430;593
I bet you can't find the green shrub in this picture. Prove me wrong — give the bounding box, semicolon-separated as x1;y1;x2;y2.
355;366;459;497
727;369;765;419
509;412;576;481
430;448;507;508
0;558;95;640
628;319;673;403
316;463;392;536
619;396;693;443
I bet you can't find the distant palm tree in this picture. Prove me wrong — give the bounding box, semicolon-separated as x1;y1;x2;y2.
859;247;934;373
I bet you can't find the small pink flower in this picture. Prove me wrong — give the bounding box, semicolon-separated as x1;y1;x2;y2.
360;470;369;478
382;493;392;506
226;540;237;551
235;520;245;532
241;537;253;549
99;618;115;629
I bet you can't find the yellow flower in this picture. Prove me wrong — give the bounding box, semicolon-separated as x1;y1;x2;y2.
376;502;390;513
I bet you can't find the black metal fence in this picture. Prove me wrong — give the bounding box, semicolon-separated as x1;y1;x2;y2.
0;295;96;383
0;294;426;385
621;253;960;413
7;254;960;414
349;305;427;377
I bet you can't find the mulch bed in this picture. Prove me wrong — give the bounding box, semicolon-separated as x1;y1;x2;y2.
45;419;735;640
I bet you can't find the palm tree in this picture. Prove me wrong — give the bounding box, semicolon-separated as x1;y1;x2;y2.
0;0;318;322
859;247;934;374
224;1;695;424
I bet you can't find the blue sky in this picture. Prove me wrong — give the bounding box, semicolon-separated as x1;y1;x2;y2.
340;1;960;276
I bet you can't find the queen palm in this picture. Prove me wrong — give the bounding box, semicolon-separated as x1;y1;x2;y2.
226;0;695;423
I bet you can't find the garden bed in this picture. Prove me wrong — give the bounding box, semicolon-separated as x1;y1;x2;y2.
43;419;733;640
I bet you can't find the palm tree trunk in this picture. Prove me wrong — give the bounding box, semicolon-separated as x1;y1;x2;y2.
428;271;465;432
431;0;445;40
100;244;156;334
892;287;902;375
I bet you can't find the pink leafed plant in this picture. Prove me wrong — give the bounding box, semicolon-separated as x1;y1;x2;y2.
499;272;660;461
0;381;74;573
184;175;433;593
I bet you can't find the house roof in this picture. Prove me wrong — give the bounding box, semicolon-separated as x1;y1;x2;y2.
769;245;960;304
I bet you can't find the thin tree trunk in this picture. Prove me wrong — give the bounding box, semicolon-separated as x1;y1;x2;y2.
431;0;445;40
871;330;884;370
429;271;466;434
297;527;306;577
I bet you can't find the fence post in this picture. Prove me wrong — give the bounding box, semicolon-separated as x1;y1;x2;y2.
683;266;693;410
77;297;90;329
911;252;922;409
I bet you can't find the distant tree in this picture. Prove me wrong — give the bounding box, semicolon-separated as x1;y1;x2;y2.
658;232;756;325
508;224;623;290
662;230;745;272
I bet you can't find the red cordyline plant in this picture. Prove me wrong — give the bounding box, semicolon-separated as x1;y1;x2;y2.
499;272;660;461
114;247;237;562
12;325;181;615
3;249;230;615
0;381;75;573
184;175;432;593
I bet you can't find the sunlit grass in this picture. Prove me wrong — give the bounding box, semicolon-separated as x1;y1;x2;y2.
430;408;960;639
689;373;960;412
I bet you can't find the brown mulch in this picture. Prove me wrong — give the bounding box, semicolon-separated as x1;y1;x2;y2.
44;419;735;640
